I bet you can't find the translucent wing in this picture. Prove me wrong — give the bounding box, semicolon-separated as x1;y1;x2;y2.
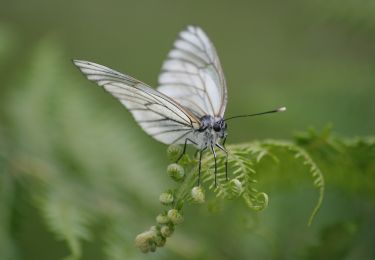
157;26;228;118
73;60;200;144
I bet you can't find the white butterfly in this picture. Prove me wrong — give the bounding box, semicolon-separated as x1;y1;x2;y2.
73;26;285;185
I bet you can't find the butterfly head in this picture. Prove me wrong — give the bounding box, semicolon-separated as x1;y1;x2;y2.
198;115;227;139
213;117;227;138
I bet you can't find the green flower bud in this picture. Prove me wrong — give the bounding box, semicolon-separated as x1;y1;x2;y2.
156;213;170;224
167;209;184;225
167;144;183;162
191;186;205;203
134;230;156;253
160;224;174;237
167;163;185;181
154;234;166;247
228;178;243;198
159;192;174;205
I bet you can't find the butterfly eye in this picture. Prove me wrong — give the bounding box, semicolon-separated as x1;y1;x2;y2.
213;124;221;132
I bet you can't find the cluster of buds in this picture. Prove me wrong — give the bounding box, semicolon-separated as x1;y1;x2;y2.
135;145;209;253
135;185;185;253
134;208;183;253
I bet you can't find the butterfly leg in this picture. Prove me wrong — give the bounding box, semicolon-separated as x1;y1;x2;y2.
210;144;218;186
176;138;197;163
222;135;227;147
221;136;229;180
216;143;228;181
198;147;207;186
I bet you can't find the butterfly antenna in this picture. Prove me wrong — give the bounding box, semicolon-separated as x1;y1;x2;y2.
224;107;286;121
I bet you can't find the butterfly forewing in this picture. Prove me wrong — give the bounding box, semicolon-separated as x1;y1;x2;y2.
73;60;200;144
157;26;228;118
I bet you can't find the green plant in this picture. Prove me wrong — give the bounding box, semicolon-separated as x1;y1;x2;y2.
135;139;325;253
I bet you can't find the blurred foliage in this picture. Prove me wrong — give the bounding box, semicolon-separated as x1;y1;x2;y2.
1;0;375;259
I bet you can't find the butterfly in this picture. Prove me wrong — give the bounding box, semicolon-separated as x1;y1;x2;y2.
73;26;285;185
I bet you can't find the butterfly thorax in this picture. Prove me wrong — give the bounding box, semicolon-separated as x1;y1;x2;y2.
193;115;227;149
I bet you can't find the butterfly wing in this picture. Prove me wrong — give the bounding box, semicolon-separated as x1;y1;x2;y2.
157;26;228;118
73;60;200;144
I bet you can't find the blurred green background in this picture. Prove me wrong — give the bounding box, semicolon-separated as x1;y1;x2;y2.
1;0;375;259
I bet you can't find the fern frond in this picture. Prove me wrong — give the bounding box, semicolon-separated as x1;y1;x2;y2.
38;188;93;258
199;142;276;211
262;140;325;226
